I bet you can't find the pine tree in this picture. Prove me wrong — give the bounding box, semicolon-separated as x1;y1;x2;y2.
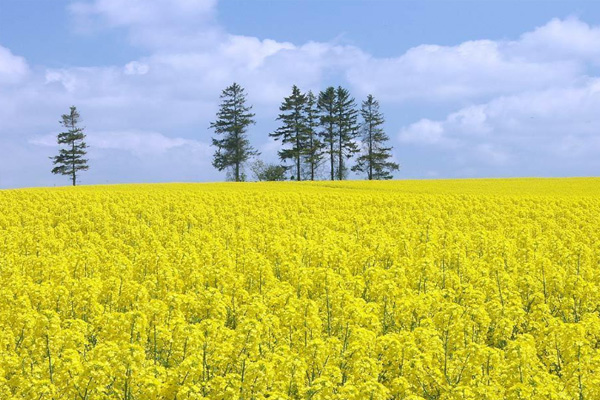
352;95;399;180
318;87;338;181
270;85;308;181
210;83;258;182
334;86;359;180
50;106;89;186
303;90;323;181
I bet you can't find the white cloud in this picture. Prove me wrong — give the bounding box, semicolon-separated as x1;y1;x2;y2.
475;143;511;166
90;130;210;156
64;2;600;107
30;130;210;157
124;61;149;75
67;1;600;108
446;106;490;135
347;39;584;103
397;78;600;171
399;119;452;146
45;70;81;92
0;45;29;85
516;17;600;63
28;134;56;147
71;0;216;27
69;0;220;49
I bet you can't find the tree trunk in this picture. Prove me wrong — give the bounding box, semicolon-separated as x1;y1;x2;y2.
330;141;334;181
338;131;343;181
234;93;240;182
234;127;240;182
71;116;77;186
72;141;76;186
296;133;301;181
310;140;314;181
368;123;373;181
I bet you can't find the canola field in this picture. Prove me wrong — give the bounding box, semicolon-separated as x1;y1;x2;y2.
1;178;600;400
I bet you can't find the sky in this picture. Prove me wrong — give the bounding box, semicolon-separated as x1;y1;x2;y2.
1;0;600;187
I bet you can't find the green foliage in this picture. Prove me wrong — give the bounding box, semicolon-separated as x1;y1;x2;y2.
250;160;288;181
210;83;259;182
270;85;309;181
317;87;359;181
317;87;338;181
50;105;89;186
211;84;393;183
334;86;360;181
352;95;399;180
303;91;323;181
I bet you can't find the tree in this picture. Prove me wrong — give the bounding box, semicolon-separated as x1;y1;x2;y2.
303;90;323;181
210;83;258;182
250;160;287;181
334;86;359;181
318;87;338;181
352;95;399;180
50;106;89;186
270;85;308;181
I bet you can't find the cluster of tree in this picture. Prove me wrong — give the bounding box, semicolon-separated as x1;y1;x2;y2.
210;83;399;182
49;83;398;185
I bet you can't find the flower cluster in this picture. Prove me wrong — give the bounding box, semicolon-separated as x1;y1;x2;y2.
0;179;599;399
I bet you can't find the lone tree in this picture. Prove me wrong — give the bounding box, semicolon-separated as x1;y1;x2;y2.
270;85;308;181
318;87;338;181
50;105;88;186
334;86;359;180
352;95;399;180
303;90;323;181
210;83;258;182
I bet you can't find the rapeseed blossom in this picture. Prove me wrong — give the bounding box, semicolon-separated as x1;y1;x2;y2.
0;178;599;399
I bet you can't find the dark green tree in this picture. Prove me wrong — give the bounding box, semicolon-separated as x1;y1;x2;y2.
303;90;323;181
318;87;338;181
334;86;359;180
352;95;399;180
50;105;89;186
210;83;258;182
270;85;308;181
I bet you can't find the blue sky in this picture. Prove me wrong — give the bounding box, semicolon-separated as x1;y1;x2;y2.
1;0;600;187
